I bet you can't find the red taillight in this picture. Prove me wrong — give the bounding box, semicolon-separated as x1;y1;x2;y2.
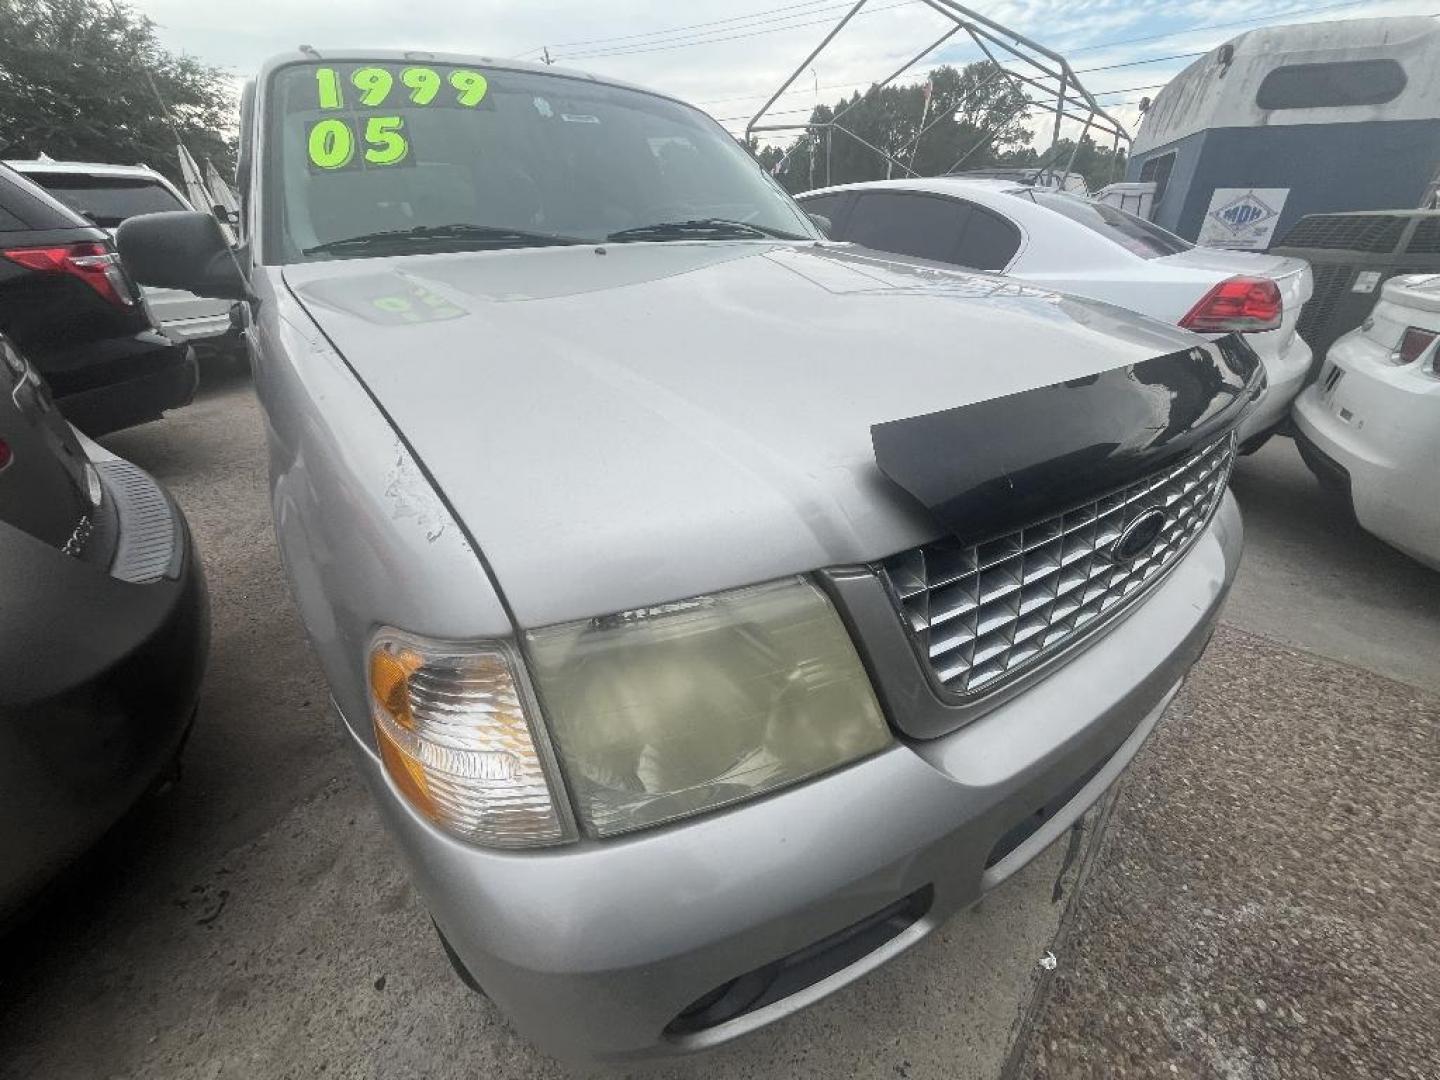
0;438;11;471
2;242;136;308
1396;326;1438;365
1179;276;1282;333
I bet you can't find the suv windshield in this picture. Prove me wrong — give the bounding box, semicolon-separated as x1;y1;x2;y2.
264;61;818;261
26;173;186;228
1018;190;1192;259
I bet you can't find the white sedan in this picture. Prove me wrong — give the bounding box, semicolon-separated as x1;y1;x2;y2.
796;177;1313;449
1293;274;1440;569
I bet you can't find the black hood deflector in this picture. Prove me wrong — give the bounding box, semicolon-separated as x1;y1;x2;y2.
871;334;1262;545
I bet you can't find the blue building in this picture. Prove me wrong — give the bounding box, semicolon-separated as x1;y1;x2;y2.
1126;17;1440;248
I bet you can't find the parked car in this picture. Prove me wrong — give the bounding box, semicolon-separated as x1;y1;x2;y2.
796;177;1313;450
0;331;208;922
117;50;1258;1061
5;159;242;360
0;164;196;435
1292;273;1440;569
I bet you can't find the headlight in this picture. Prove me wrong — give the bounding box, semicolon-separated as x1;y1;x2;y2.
368;631;573;848
525;576;891;838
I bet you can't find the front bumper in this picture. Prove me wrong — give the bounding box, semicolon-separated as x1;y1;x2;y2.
344;493;1242;1061
0;454;210;919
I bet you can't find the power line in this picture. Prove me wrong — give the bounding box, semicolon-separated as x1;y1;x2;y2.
1075;50;1207;74
1095;82;1169;97
556;1;921;61
1069;0;1369;55
523;0;850;54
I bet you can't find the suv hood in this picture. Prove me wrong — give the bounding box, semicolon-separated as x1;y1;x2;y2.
283;241;1205;627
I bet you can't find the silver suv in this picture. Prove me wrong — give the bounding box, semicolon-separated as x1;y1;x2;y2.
117;50;1256;1061
5;159;238;357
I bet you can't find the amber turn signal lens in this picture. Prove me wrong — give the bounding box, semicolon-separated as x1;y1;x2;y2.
370;646;423;727
367;632;572;848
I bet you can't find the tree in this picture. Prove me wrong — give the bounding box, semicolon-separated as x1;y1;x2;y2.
746;137;786;178
762;61;1034;193
1000;135;1128;194
0;0;236;184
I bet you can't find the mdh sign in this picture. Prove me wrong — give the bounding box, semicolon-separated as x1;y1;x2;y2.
1197;188;1290;250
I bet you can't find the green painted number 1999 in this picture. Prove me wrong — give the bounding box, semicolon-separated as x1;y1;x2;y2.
311;65;489;111
315;67;343;109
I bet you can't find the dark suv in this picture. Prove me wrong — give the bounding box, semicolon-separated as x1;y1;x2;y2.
0;164;196;435
0;331;208;920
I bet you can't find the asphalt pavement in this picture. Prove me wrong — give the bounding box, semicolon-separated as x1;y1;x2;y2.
0;370;1436;1079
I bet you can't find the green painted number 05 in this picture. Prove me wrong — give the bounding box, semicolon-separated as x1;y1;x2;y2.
307;116;408;170
308;118;354;169
363;116;408;165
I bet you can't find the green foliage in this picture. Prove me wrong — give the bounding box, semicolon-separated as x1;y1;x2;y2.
762;62;1034;193
0;0;236;183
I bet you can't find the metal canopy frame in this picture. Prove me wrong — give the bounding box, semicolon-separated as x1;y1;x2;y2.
745;0;1132;188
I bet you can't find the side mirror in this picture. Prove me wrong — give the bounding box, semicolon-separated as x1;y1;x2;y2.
116;211;248;300
807;212;834;238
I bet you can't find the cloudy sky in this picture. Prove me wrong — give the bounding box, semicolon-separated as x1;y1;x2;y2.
129;0;1435;146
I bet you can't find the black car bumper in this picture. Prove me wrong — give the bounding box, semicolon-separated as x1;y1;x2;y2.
0;460;209;919
1293;424;1354;503
45;331;198;437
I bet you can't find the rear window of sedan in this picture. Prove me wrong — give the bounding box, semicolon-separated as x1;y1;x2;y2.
23;174;187;228
1018;190;1191;259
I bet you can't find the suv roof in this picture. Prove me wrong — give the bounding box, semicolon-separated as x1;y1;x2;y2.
0;163;102;233
4;160;169;181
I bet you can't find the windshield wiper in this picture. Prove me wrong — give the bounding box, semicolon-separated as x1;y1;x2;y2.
303;223;585;256
605;218;801;243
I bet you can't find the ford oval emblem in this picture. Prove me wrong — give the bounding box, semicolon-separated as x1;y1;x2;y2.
1114;509;1167;562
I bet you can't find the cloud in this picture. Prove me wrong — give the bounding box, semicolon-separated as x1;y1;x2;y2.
130;0;1436;150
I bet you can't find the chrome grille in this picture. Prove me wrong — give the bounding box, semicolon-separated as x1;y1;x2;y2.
881;436;1234;698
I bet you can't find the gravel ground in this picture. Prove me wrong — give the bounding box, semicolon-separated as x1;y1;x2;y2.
1013;624;1440;1080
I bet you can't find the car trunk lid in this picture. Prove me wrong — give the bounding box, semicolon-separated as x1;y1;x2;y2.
1380;272;1440;315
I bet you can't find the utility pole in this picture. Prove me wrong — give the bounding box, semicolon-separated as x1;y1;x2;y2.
809;67;818;190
